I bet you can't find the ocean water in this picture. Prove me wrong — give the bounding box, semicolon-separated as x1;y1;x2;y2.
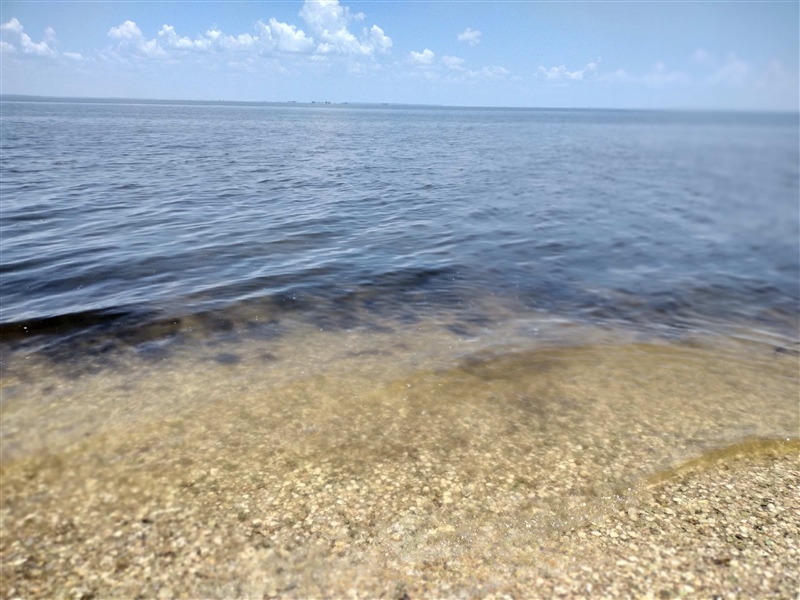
2;100;798;340
1;98;798;593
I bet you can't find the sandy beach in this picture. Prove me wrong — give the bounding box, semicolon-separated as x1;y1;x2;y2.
2;325;798;599
2;435;797;598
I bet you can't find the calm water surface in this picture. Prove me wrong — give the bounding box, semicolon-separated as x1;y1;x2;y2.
2;100;797;340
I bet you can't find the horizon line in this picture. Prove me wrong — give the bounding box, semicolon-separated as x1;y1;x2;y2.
1;93;797;116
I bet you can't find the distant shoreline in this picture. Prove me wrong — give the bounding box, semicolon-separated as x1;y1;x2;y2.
2;93;797;116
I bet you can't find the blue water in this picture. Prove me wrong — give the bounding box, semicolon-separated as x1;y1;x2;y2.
1;98;798;350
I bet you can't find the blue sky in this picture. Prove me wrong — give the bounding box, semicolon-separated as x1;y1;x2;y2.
1;1;797;110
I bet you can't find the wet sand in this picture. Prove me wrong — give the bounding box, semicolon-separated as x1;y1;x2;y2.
1;318;798;598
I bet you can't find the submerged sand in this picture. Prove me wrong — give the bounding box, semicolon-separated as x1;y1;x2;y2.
5;437;799;599
1;319;798;598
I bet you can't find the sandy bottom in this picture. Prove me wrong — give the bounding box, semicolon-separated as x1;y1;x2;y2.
1;316;798;597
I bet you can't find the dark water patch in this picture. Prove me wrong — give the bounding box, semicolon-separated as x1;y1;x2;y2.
773;341;800;356
214;353;242;366
359;266;456;291
362;322;395;335
344;348;393;358
136;339;173;361
445;323;478;338
308;309;364;332
0;308;138;344
1;310;182;375
459;313;494;328
2;260;796;383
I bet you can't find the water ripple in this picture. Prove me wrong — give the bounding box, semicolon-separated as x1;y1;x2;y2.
1;101;797;341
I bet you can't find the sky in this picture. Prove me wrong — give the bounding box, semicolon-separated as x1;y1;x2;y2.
0;1;797;110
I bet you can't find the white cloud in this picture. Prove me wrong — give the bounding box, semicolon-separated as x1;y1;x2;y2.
20;32;57;57
299;0;352;36
107;21;165;59
158;24;211;51
102;2;391;68
218;32;257;51
3;3;389;76
108;20;142;41
409;48;435;66
457;27;481;46
441;55;465;70
1;17;58;57
368;25;392;53
1;18;24;34
299;0;390;56
108;19;278;60
538;61;598;81
260;18;315;53
478;65;508;78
